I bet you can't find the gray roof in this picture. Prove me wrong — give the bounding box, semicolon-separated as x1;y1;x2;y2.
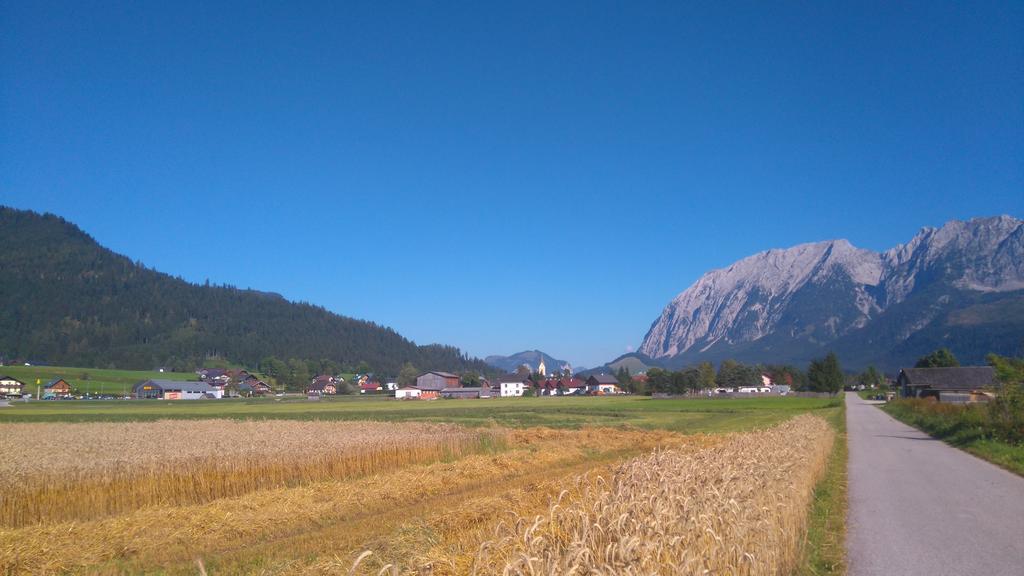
136;380;215;393
899;367;997;391
588;374;620;385
421;371;459;378
495;374;527;383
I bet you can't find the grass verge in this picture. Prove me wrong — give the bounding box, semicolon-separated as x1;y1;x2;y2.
799;397;847;575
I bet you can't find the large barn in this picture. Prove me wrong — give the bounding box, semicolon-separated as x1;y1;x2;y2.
133;380;223;400
415;371;460;391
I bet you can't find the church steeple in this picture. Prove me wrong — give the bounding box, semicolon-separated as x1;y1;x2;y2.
537;355;547;377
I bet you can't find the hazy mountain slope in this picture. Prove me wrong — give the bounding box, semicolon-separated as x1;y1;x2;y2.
640;216;1024;371
485;350;570;373
0;207;492;375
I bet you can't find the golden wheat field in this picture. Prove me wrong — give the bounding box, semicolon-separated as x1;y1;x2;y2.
0;414;835;575
0;419;502;527
463;414;834;576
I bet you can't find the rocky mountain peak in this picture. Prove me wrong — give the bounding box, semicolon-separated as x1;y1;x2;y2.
639;215;1023;368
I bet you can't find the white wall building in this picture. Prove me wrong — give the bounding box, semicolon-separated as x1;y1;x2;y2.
395;387;422;399
494;375;526;397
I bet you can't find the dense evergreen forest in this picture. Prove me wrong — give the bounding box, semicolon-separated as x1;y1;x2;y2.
0;207;492;376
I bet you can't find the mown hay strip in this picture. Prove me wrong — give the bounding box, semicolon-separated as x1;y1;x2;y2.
469;414;834;576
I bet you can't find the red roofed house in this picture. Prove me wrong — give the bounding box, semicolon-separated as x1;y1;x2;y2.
360;381;383;394
561;377;587;395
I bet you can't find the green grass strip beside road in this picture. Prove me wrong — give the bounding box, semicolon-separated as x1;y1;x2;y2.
882;401;1024;477
800;397;848;576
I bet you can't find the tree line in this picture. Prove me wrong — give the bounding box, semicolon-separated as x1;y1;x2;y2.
634;352;868;396
0;208;494;377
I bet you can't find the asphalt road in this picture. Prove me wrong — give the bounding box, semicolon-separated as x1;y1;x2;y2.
846;392;1024;576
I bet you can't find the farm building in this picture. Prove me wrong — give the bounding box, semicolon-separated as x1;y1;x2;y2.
0;376;25;397
43;378;72;398
441;387;490;399
586;374;622;395
133;380;223;400
896;367;998;403
493;374;528;397
395;387;422;399
415;371;460;391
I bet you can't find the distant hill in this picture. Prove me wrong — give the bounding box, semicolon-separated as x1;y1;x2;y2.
578;353;652;377
0;207;493;376
640;216;1024;372
484;350;571;374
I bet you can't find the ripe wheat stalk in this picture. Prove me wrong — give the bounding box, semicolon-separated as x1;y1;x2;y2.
462;414;834;576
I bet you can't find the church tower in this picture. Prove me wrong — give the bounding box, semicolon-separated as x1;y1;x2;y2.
538;357;547;376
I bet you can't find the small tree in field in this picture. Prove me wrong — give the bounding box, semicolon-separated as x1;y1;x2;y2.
397;363;419;387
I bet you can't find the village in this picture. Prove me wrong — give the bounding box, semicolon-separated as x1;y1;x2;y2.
0;363;628;402
0;358;1000;404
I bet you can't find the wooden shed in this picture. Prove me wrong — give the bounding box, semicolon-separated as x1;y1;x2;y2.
896;367;998;403
43;378;72;398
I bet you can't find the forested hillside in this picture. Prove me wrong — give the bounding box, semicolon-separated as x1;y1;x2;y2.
0;207;490;376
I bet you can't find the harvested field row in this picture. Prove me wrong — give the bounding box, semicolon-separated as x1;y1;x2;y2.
0;420;503;527
1;426;704;574
461;414;834;576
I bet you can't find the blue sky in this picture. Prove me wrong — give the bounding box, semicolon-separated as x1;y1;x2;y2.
2;1;1022;367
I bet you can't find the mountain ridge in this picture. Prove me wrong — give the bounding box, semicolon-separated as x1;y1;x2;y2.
0;206;492;376
639;216;1024;371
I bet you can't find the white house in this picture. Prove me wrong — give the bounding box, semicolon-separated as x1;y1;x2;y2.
585;374;622;394
395;387;422;399
494;375;527;397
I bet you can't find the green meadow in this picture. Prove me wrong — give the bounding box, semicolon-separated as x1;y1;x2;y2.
0;394;841;433
0;365;198;396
